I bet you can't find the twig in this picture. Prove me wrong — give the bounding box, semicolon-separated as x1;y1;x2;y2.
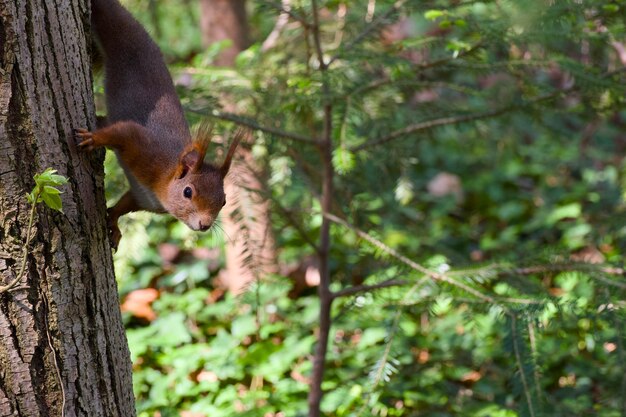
509;264;626;276
324;213;546;307
355;278;426;415
260;0;311;28
332;278;408;299
351;53;626;152
510;314;537;417
527;322;543;403
190;108;319;145
327;0;406;67
272;198;320;252
501;263;626;289
415;42;483;70
323;213;496;302
351;90;562;151
608;299;626;414
261;0;292;51
351;108;506;151
310;0;327;71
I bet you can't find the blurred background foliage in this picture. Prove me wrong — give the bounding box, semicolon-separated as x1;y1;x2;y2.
101;0;626;416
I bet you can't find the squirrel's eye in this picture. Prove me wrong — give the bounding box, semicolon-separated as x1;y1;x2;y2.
183;187;193;199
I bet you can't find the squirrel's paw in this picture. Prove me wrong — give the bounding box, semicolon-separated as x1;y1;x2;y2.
74;128;96;151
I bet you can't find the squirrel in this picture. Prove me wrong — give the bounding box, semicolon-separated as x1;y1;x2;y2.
76;0;240;247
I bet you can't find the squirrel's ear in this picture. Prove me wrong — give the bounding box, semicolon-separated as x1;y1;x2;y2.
220;130;243;178
178;148;203;178
178;122;213;178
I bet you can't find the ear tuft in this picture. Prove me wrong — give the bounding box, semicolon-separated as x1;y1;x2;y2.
178;120;214;178
192;120;214;158
220;129;244;178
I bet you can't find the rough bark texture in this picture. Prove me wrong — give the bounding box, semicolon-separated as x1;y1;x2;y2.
0;1;135;416
200;0;278;293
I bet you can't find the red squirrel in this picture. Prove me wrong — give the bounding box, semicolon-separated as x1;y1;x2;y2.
76;0;239;247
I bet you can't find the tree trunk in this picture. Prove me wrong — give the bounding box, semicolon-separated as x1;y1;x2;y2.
199;0;248;67
0;1;135;416
200;0;278;293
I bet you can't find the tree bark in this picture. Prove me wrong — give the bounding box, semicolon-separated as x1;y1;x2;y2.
0;1;135;416
199;0;248;67
199;0;278;293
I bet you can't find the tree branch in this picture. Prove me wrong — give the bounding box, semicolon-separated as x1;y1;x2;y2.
190;108;320;145
323;213;546;306
307;0;334;415
351;108;507;151
327;0;406;67
260;0;311;28
332;278;408;299
261;0;293;51
351;90;563;151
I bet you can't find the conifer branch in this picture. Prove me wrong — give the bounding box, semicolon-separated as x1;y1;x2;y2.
351;108;508;151
273;201;320;252
327;0;406;67
510;315;537;417
609;305;626;414
351;90;561;151
193;108;319;145
415;42;484;70
332;278;408;299
260;0;311;28
324;213;501;304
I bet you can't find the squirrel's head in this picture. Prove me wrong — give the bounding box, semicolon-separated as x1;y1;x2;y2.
165;126;241;231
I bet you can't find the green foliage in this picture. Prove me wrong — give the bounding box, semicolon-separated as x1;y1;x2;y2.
104;0;626;416
1;168;68;294
27;168;68;212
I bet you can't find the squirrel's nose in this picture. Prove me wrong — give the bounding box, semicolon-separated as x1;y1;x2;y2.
198;222;210;231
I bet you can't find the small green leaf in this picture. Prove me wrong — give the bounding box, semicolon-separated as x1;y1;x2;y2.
34;168;68;188
30;168;68;211
424;10;445;20
547;202;581;225
41;192;63;212
49;174;68;186
43;185;62;195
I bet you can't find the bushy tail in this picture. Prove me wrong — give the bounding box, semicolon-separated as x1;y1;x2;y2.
90;0;180;125
91;0;160;62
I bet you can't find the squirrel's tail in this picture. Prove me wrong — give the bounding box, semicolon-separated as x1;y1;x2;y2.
90;0;180;126
91;0;161;61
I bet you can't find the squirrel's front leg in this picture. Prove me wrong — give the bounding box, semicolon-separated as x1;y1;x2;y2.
74;120;146;152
